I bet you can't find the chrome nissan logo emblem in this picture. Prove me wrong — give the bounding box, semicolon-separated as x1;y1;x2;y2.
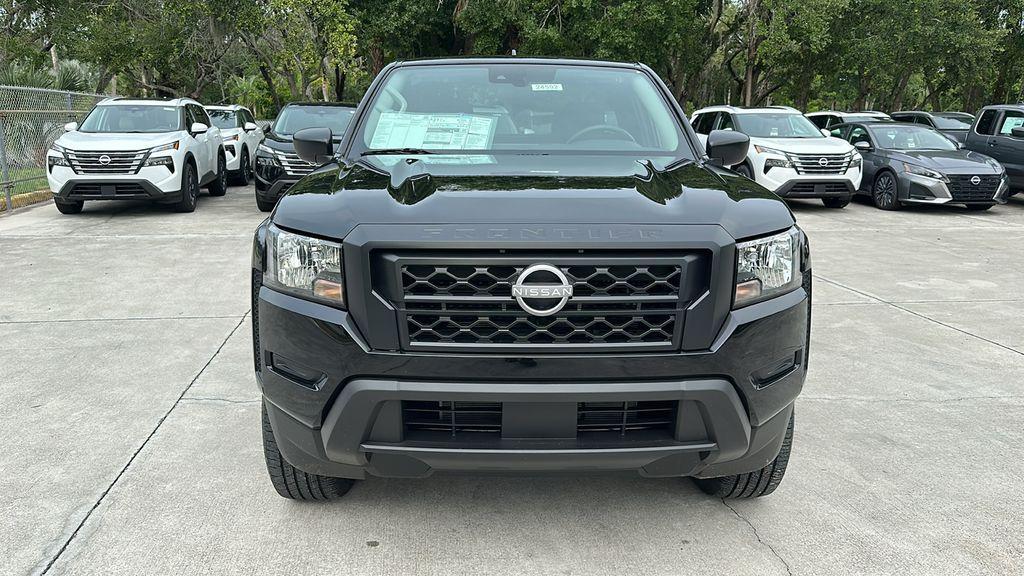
511;264;573;317
970;176;981;185
98;155;111;165
818;157;828;167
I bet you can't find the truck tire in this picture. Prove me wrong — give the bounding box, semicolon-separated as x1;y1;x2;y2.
821;196;850;209
256;196;276;212
262;402;355;500
693;410;793;499
208;153;228;197
54;199;84;214
173;162;199;213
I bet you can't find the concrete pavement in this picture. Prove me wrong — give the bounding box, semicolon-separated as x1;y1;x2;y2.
2;189;1023;575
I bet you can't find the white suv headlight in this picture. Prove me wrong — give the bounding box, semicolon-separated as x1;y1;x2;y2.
266;224;344;306
734;227;802;308
150;141;180;153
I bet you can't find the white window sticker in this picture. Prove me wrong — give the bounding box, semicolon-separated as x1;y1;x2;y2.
530;83;563;91
370;112;496;150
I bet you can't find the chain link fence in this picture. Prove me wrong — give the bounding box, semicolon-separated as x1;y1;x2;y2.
0;86;108;211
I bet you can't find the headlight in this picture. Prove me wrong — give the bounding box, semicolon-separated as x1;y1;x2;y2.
150;141;179;153
224;134;239;142
764;158;793;170
904;163;947;181
257;144;280;166
850;155;862;170
50;143;66;154
754;145;787;156
265;224;344;306
144;155;175;171
47;154;70;168
734;228;801;308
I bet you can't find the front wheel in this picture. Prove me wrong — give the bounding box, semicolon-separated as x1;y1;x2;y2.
821;196;851;209
871;172;901;210
262;402;355;500
693;411;793;499
174;162;199;213
208;154;227;197
54;199;84;214
231;148;252;185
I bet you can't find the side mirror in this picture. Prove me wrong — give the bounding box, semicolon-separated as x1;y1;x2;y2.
1011;127;1024;139
706;129;749;167
244;122;258;132
293;127;334;165
190;122;209;135
63;121;78;132
854;141;872;151
820;128;831;137
262;124;272;135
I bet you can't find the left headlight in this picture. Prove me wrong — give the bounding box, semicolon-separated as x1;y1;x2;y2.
265;224;344;307
150;141;179;153
904;163;947;181
734;227;802;308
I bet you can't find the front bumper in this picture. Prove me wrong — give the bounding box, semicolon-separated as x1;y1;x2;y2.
51;178;181;202
900;173;1009;206
254;171;300;201
754;162;861;197
255;272;810;480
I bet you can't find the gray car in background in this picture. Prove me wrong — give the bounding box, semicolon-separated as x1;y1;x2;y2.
964;104;1024;192
890;111;974;144
832;121;1009;210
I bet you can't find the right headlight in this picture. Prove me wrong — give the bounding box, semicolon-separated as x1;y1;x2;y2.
265;224;344;307
734;227;802;308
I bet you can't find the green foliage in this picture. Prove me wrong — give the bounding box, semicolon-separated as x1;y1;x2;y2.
3;0;1024;115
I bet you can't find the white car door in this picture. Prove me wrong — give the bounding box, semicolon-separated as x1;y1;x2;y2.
242;108;264;164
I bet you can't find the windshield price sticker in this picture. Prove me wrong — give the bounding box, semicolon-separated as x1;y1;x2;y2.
370;112;496;150
530;83;563;91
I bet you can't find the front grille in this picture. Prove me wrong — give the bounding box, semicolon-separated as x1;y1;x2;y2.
385;255;696;352
279;152;315;176
787;182;851;196
947;175;1000;202
402;400;677;439
66;149;146;174
790;153;852;175
69;182;148;196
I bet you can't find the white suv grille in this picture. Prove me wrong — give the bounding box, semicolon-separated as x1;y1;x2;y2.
789;152;853;175
66;149;146;175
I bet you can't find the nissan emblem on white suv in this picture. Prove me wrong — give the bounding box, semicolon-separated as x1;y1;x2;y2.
511;263;574;316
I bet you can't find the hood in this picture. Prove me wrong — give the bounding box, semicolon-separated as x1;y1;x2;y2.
749;136;854;154
888;149;1002;174
56;130;184;151
271;154;795;241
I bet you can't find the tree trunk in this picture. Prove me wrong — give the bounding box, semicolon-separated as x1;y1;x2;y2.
258;64;283;112
334;65;345;101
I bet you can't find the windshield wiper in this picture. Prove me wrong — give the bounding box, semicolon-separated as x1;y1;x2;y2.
361;148;436;156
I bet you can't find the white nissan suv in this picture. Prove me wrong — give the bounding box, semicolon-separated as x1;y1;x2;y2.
46;97;227;214
205;104;264;185
691;105;862;208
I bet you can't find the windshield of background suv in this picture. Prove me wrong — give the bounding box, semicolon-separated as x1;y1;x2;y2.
931;115;972;129
207;110;238;129
734;113;823;138
79;104;182;133
870;125;957;150
354;64;686;156
274;106;355;136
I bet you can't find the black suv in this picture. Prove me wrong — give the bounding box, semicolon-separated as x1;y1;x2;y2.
252;59;811;501
254;102;356;211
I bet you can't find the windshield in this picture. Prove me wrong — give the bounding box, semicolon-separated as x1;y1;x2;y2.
932;115;972;129
274;106;354;136
870;125;957;150
734;113;822;138
79;104;183;133
354;64;686;156
207;110;238;129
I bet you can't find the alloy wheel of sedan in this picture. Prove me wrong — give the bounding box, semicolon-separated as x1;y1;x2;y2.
242;152;253;183
872;173;900;210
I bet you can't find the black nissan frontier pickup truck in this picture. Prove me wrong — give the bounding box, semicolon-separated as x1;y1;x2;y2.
252;58;810;501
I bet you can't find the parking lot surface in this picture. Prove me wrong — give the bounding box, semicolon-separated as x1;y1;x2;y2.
2;188;1024;576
